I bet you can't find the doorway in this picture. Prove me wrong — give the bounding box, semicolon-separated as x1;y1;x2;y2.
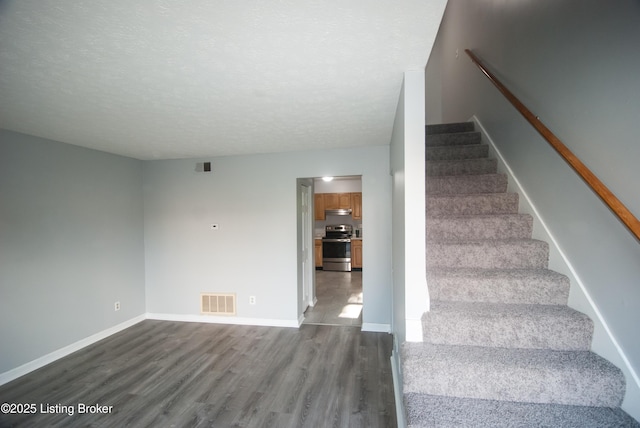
301;175;363;327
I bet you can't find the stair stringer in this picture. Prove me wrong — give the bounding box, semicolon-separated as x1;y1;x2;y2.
470;115;640;417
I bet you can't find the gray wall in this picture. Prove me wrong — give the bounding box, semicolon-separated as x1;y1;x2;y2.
143;146;393;328
427;0;640;416
0;130;145;374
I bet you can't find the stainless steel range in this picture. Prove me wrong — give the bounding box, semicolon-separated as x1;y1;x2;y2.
322;224;353;272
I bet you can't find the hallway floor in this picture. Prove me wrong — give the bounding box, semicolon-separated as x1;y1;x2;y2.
303;270;362;327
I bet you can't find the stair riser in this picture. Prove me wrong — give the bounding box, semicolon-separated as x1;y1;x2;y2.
426;193;519;216
426;122;475;135
427;174;508;195
427;241;549;269
427;158;498;176
427;270;570;305
427;215;533;241
426;144;488;161
426;132;481;147
422;309;593;351
403;393;640;428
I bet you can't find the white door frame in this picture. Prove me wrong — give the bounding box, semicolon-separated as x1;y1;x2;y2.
300;183;315;310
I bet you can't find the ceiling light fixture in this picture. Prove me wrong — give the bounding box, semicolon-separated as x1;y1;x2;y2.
322;176;334;182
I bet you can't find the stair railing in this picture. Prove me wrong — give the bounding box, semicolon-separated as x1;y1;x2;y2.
465;49;640;241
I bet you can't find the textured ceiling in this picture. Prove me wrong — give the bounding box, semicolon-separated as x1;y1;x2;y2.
0;0;446;160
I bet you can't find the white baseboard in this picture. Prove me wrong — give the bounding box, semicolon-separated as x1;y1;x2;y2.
146;313;300;328
471;115;640;420
0;314;146;387
361;323;391;333
391;350;407;428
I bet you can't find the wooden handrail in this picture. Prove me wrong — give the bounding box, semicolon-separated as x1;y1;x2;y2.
465;49;640;241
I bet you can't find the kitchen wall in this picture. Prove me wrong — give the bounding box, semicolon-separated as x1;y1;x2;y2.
0;130;146;377
314;177;362;237
143;145;392;330
427;0;640;417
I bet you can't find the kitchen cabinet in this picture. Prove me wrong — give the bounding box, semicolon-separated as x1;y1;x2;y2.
314;239;323;267
352;239;362;269
323;193;339;210
351;192;362;220
338;193;351;209
314;194;325;220
315;192;361;220
323;192;351;210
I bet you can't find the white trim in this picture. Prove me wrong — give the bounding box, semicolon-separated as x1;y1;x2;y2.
361;323;391;333
403;70;429;333
297;313;305;327
472;115;640;402
391;350;407;428
0;314;146;386
146;313;300;328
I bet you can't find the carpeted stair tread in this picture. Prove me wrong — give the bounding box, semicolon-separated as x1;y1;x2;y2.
403;393;640;428
426;131;481;147
427;214;533;240
427;268;570;305
426;193;520;216
426;122;475;135
423;301;593;350
427;157;498;176
426;239;549;269
426;144;489;161
426;173;508;194
401;343;626;407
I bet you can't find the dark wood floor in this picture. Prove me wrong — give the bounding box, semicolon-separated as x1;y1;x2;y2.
0;320;396;428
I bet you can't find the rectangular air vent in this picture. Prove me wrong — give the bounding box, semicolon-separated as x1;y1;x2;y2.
201;293;236;316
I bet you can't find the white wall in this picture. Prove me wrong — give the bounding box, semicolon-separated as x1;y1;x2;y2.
390;78;407;345
390;70;428;346
0;130;146;377
143;146;393;329
428;0;640;418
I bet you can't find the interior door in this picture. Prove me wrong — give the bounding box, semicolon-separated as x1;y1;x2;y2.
301;184;314;309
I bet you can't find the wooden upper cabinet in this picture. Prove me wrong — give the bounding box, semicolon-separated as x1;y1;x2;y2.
323;193;339;210
351;192;362;220
314;192;362;220
314;194;325;220
338;193;351;210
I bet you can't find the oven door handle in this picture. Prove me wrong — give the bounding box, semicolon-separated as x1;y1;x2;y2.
322;238;351;243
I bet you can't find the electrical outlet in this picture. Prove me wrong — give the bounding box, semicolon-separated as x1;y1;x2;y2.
114;301;121;311
249;296;256;305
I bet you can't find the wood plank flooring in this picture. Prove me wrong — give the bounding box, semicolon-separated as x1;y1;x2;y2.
0;321;396;428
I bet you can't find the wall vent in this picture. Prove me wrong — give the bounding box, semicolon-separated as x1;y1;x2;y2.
201;293;236;316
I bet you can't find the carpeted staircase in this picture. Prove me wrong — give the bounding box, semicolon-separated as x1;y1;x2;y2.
400;122;640;427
